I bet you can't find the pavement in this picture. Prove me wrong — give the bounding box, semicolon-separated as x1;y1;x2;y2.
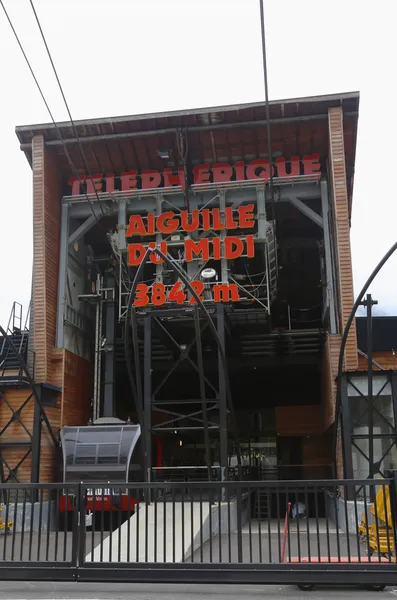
0;582;395;600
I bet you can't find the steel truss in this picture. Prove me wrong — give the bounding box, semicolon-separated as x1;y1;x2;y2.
125;248;239;483
0;323;57;486
340;294;397;498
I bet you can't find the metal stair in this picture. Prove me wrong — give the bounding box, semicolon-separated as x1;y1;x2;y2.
0;302;30;385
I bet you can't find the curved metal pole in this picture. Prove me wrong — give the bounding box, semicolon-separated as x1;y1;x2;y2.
124;247;242;476
0;325;57;447
333;239;397;476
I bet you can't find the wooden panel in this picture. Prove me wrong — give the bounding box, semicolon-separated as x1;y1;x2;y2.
302;435;332;479
358;351;397;371
61;350;92;427
275;405;323;436
328;108;357;370
322;333;341;429
0;387;61;483
32;137;62;384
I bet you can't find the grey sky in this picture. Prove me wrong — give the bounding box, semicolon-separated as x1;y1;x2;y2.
0;0;396;325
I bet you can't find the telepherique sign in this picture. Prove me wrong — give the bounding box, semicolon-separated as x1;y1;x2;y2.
68;155;320;195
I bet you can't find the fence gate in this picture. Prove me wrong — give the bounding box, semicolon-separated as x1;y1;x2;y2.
0;479;396;587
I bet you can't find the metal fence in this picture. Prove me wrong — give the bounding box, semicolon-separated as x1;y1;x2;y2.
0;478;396;586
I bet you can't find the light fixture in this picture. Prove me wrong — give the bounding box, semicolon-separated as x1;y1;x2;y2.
157;150;170;159
201;268;216;279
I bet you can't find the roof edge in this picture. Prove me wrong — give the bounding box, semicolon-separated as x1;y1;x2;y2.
15;90;360;135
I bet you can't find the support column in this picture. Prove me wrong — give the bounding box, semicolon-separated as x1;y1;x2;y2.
321;180;337;334
256;186;267;240
219;190;228;283
30;386;42;487
56;203;69;348
328;107;357;369
144;313;152;482
217;304;228;481
340;374;353;482
102;276;116;418
118;199;127;251
155;196;163;282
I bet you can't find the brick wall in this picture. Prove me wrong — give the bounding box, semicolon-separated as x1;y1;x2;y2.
328;108;357;370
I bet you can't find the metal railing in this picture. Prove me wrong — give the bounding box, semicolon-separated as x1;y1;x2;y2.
0;478;395;586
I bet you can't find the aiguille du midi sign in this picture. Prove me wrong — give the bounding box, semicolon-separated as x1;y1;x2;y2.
69;155;320;306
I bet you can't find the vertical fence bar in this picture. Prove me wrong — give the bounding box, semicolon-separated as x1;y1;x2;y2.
36;487;44;561
190;490;194;563
295;490;301;562
100;490;105;563
257;487;262;563
286;488;292;564
333;486;341;562
342;484;351;562
227;488;231;563
382;483;392;562
53;488;59;562
127;487;131;563
45;487;52;562
181;485;185;563
10;487;18;562
199;487;204;563
28;489;35;561
136;488;140;562
276;487;281;562
154;485;158;563
118;490;122;563
313;487;321;562
353;486;361;563
2;487;10;561
209;487;213;563
172;486;176;563
218;490;222;563
163;487;166;563
372;481;381;562
324;487;331;562
62;488;68;563
267;486;272;564
145;489;149;563
304;485;311;563
363;484;371;562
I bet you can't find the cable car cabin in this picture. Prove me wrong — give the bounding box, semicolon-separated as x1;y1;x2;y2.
59;417;143;514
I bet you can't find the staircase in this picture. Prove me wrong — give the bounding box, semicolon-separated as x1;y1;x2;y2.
0;302;30;385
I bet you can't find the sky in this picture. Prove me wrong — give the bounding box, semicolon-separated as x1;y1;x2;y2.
0;0;396;326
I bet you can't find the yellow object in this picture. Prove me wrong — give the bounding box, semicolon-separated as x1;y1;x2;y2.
358;483;394;558
0;504;12;534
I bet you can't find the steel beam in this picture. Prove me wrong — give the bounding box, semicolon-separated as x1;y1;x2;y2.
143;314;152;482
256;186;267;241
68;214;98;247
340;374;354;484
118;199;127;251
194;308;212;480
56;203;69;348
102;276;116;418
288;196;323;228
217;304;228;481
321;180;337;333
30;389;42;489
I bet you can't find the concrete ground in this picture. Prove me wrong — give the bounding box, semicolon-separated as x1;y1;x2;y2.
0;582;394;599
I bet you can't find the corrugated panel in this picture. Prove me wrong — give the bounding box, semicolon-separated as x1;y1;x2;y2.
328;108;357;370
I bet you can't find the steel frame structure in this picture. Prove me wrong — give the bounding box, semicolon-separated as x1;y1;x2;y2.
0;321;57;487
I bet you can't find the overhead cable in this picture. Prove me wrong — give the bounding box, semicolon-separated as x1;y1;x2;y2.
0;0;101;222
29;0;105;217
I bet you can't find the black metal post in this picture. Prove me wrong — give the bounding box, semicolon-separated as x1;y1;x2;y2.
217;304;228;482
390;372;397;435
30;386;42;489
340;374;354;482
361;294;378;482
103;275;116;417
194;307;212;480
143;313;152;485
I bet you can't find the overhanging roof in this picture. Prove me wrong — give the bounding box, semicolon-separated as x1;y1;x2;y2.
15;91;359;200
